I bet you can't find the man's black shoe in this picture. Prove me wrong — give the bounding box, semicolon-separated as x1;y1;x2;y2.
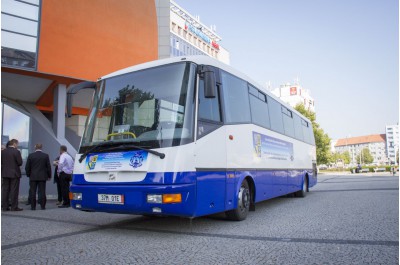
25;202;31;206
58;205;70;208
41;207;46;210
31;208;36;210
10;208;23;211
1;208;10;212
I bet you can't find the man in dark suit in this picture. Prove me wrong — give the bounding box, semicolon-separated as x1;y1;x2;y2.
25;143;52;210
1;139;23;211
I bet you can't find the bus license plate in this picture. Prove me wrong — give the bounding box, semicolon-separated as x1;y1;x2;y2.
98;194;124;205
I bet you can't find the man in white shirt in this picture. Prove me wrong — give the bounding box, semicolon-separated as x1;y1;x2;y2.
57;145;74;208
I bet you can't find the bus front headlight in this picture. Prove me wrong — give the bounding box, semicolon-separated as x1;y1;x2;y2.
72;193;82;200
147;194;182;204
147;194;162;204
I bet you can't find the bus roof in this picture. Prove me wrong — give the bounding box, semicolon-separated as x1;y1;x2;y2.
101;55;312;124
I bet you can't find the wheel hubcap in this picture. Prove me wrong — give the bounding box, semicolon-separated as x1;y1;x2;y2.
304;178;307;192
238;186;250;212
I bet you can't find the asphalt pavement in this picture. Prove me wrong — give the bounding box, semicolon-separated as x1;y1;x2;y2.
1;173;398;264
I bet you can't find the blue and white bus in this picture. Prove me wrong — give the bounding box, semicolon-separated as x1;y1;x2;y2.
68;56;317;221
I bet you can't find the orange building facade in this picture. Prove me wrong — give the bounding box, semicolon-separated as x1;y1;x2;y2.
38;0;158;81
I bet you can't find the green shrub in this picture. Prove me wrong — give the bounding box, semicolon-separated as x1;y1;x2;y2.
349;166;391;173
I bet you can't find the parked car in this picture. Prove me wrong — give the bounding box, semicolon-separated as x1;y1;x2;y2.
318;164;328;170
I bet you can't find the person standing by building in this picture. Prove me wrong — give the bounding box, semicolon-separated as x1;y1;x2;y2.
25;144;52;210
58;145;74;208
1;139;23;211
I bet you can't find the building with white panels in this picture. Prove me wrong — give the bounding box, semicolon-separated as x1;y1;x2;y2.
271;82;315;112
385;125;399;165
335;134;387;165
156;0;230;64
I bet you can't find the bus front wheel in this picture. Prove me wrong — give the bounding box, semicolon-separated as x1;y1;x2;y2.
226;179;250;221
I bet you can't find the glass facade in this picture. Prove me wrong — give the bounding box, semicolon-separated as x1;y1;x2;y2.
1;102;31;160
1;0;40;69
170;34;206;57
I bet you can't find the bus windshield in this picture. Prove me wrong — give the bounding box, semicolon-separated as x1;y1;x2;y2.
80;62;196;150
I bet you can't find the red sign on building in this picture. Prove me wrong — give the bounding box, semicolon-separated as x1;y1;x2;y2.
212;41;219;50
290;87;297;95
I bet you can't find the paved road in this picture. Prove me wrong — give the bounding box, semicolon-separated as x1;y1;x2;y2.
2;174;398;264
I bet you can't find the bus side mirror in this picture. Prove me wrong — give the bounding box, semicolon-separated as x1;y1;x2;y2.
66;81;96;117
204;70;216;98
66;93;73;118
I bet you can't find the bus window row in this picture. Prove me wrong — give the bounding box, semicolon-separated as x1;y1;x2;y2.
198;69;315;145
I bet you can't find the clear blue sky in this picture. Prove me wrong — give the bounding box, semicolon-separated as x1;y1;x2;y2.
174;0;399;140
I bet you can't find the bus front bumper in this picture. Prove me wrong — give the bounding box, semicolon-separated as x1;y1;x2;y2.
69;183;196;217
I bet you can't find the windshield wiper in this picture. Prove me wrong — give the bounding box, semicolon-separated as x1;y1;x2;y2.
113;143;165;159
79;142;165;163
79;141;117;163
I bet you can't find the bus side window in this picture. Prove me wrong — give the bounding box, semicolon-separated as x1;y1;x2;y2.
197;79;222;139
282;106;295;138
268;96;284;134
301;119;312;144
293;114;304;141
249;85;271;129
198;79;221;122
220;71;251;123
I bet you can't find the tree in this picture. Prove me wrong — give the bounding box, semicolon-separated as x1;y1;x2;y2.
295;103;331;165
355;148;374;165
331;152;342;163
330;151;350;166
341;151;351;165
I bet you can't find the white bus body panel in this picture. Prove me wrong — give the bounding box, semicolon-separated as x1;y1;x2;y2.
73;143;197;183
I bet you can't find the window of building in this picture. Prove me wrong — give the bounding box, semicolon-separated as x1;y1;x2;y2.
2;0;38;20
2;14;38;36
1;102;31;160
1;0;40;69
170;34;206;58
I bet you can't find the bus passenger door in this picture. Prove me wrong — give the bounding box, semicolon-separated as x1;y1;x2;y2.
194;75;227;216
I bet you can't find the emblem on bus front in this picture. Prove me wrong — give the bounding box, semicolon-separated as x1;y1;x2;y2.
87;155;98;170
130;152;144;168
109;173;116;181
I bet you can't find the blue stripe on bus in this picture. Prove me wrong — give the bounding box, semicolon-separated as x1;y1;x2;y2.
70;169;316;217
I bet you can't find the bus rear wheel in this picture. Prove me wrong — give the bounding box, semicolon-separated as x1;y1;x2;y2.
226;179;250;221
295;176;308;198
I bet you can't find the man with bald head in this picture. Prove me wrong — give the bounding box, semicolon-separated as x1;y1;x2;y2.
25;143;51;210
